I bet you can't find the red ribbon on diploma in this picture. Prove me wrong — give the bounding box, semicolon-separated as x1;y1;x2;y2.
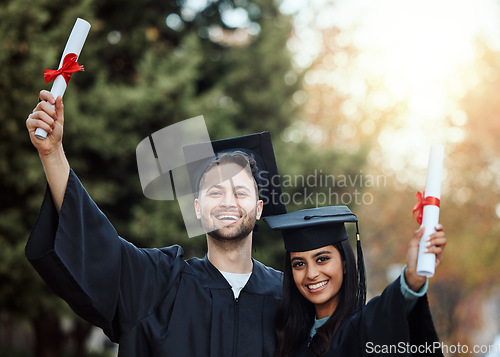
44;53;84;84
413;190;440;225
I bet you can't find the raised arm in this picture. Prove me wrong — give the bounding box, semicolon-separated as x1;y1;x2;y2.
405;224;447;291
26;90;69;212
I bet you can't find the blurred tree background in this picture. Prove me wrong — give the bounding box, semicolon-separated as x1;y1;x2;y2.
2;0;500;356
0;0;366;355
287;1;500;354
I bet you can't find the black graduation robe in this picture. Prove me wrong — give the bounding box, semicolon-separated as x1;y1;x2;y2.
298;278;443;357
25;170;282;357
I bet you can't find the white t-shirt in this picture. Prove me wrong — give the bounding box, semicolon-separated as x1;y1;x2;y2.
219;271;252;299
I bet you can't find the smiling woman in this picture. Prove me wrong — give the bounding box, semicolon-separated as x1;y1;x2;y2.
290;246;345;319
265;205;447;357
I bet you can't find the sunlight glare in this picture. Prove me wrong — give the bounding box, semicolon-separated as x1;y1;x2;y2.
284;0;500;179
328;0;500;171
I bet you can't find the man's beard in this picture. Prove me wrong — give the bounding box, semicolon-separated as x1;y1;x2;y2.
202;208;257;243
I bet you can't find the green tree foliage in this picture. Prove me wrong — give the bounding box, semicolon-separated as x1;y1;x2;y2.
0;0;312;354
0;1;98;356
1;0;374;354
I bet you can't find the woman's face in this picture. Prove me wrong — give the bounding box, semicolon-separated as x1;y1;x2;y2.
290;245;344;319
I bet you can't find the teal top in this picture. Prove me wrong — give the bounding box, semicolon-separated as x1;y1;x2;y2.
309;265;427;341
310;315;331;340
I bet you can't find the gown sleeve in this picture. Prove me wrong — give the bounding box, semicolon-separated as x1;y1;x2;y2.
358;278;415;353
318;277;443;356
25;170;184;342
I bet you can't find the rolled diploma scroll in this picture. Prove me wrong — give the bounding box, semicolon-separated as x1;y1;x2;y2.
416;144;444;277
35;18;91;139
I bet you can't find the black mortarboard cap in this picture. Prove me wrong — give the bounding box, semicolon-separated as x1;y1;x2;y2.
182;131;286;217
264;206;358;252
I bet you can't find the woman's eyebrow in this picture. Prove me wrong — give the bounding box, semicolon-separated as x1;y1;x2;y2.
313;250;332;258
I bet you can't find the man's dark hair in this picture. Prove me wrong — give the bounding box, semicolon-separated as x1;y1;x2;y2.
197;151;259;199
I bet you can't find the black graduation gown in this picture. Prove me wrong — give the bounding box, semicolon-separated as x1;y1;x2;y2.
25;170;282;357
298;278;443;357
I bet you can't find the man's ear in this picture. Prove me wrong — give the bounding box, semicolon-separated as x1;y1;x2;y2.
194;198;201;219
255;199;264;220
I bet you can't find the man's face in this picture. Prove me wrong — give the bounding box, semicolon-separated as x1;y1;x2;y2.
194;162;263;242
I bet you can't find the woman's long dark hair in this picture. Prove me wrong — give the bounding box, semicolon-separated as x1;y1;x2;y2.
274;240;366;357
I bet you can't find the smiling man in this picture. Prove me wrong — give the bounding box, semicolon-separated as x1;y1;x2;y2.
25;91;286;356
196;154;262;243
